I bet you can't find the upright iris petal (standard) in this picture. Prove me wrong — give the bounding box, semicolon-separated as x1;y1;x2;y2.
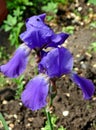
39;47;73;78
0;44;31;78
20;14;69;50
71;73;95;99
21;74;49;111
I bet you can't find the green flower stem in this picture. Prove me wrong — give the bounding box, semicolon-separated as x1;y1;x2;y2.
46;109;53;130
0;113;9;130
45;82;57;130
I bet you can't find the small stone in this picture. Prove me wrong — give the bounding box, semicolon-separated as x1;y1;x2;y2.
0;121;3;128
28;118;33;122
9;123;14;129
76;54;80;58
78;7;82;11
26;123;31;128
17;120;20;123
13;114;17;119
80;61;84;64
65;93;70;97
19;102;22;106
9;127;12;130
93;97;96;101
63;111;69;117
93;64;96;68
80;22;84;26
74;67;79;71
85;52;92;59
2;100;8;105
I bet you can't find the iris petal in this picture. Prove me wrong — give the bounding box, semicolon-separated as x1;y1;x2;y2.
49;32;69;47
20;14;69;49
71;73;95;99
20;29;43;49
0;44;31;78
38;13;46;21
21;74;49;111
39;47;73;78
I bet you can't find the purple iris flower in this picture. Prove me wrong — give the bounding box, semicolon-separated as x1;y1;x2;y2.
71;73;95;100
39;47;94;100
0;44;31;78
21;47;94;111
0;14;68;78
0;13;94;112
21;74;49;111
39;47;73;78
20;13;69;50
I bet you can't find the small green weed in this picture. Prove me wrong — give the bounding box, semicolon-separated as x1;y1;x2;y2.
12;75;25;99
89;21;96;29
88;0;96;5
88;42;96;52
0;75;8;89
3;8;24;48
62;26;75;34
58;126;66;130
55;0;68;4
41;113;66;130
42;2;58;21
0;47;9;60
2;0;33;48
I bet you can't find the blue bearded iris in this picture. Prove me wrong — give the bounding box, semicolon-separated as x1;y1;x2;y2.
0;14;69;78
21;47;95;111
38;47;94;100
0;14;95;111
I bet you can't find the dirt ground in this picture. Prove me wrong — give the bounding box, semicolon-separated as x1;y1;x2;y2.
0;1;96;130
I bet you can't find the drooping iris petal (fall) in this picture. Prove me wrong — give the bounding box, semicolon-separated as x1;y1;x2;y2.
20;14;69;50
21;74;49;111
71;73;95;99
39;47;73;78
0;44;31;78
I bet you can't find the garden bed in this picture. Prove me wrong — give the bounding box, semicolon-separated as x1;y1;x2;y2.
0;1;96;130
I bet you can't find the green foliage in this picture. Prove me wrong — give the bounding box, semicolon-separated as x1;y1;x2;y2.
88;42;96;52
88;0;96;5
3;0;33;48
90;21;96;29
30;0;49;14
41;0;73;21
41;114;58;130
6;0;33;11
12;75;25;99
62;26;75;34
0;47;9;60
55;0;68;4
42;2;58;14
42;2;58;21
58;126;66;130
0;75;9;89
0;113;9;130
41;114;66;130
